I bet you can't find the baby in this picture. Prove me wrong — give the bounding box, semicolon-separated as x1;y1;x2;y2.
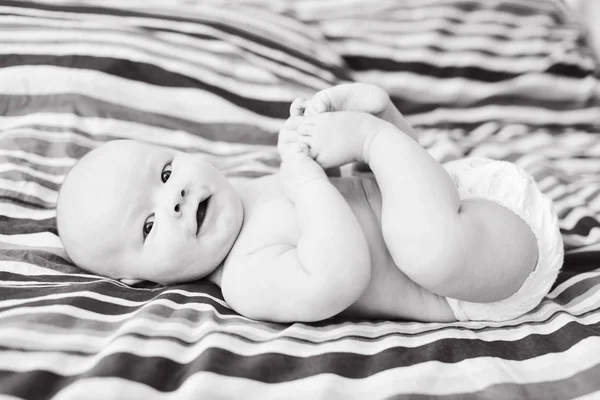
56;83;564;323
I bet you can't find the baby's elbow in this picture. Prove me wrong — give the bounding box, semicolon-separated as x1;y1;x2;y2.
346;241;372;283
310;251;371;318
334;256;371;303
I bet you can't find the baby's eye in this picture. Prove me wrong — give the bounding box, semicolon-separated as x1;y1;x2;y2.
143;215;154;240
161;162;172;183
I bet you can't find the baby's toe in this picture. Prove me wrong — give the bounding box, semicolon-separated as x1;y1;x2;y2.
306;84;365;115
285;142;312;161
310;83;389;116
297;129;314;145
290;97;308;117
304;92;329;116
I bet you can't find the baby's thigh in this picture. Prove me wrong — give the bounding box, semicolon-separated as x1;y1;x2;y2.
442;156;563;321
347;260;455;322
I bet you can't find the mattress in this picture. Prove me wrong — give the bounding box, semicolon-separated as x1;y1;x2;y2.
1;0;600;399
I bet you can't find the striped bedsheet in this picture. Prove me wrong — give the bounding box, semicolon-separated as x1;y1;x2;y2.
1;1;600;399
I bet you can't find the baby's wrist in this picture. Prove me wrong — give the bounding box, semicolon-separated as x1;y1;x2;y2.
291;175;329;201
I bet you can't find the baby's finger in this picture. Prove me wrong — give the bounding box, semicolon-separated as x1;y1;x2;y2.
296;131;314;144
277;128;297;149
294;114;319;125
296;141;310;155
282;116;303;130
296;135;315;157
290;98;308;117
296;122;316;135
279;142;308;160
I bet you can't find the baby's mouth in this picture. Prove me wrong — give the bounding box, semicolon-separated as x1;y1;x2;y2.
195;196;211;236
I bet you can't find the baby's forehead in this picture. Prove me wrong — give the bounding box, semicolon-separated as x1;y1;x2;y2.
65;141;157;199
83;140;162;173
95;140;159;162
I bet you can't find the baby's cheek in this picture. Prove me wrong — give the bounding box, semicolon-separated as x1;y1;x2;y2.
157;235;196;264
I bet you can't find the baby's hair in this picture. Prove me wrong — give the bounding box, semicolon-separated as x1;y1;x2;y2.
55;164;74;239
55;147;92;237
55;144;103;236
55;146;108;273
55;155;86;267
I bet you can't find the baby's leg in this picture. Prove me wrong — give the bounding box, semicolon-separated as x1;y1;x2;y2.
293;111;539;306
364;127;539;305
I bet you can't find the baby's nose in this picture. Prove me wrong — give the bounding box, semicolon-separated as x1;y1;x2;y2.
167;187;188;215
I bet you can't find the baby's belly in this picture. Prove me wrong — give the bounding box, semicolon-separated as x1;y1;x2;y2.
332;177;455;322
229;175;454;322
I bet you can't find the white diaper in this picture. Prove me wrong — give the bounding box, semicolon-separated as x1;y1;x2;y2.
442;157;564;322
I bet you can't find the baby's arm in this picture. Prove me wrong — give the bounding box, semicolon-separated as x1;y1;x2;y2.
222;135;371;323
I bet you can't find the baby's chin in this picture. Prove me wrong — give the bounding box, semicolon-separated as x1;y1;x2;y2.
135;260;221;285
69;247;219;284
149;269;209;285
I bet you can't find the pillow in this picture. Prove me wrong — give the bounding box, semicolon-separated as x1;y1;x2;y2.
233;0;600;134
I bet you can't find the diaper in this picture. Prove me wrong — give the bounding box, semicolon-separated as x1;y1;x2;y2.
442;157;564;322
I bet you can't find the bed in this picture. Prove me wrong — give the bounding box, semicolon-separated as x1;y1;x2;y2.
1;0;600;399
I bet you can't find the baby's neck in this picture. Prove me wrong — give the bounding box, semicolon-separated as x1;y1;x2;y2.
204;175;252;288
206;263;223;286
228;176;254;191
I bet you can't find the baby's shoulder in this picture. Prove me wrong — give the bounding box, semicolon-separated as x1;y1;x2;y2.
227;174;298;256
238;174;283;201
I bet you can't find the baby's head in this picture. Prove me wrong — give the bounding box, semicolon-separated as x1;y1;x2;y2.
56;140;244;284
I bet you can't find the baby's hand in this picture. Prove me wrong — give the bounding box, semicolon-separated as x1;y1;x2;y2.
278;121;327;202
289;111;391;169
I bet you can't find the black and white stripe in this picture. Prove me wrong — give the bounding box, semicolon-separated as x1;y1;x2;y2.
1;1;600;399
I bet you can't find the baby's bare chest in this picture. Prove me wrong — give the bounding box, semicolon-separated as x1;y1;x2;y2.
227;175;298;255
227;174;390;266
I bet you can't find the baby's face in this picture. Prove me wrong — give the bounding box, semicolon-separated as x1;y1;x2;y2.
57;140;243;284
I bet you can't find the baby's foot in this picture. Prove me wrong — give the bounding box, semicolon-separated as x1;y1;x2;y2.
308;83;392;117
290;83;388;117
291;111;390;169
291;83;418;141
